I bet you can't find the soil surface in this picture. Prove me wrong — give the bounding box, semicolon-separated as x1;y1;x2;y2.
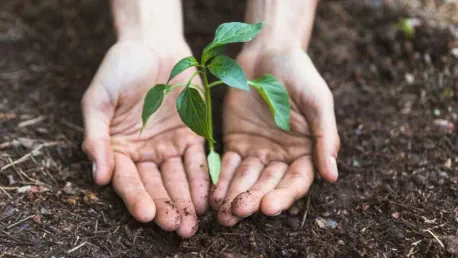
1;0;457;257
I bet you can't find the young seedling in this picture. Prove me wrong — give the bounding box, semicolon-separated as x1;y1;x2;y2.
141;21;291;184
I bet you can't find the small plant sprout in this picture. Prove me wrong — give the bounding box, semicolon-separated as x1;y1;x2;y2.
141;21;291;184
397;18;420;39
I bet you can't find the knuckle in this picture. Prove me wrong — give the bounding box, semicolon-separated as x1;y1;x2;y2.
263;169;280;182
188;173;208;184
288;168;305;179
221;152;240;168
113;173;139;192
236;165;251;178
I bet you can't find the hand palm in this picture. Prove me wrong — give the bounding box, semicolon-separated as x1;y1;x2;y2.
223;60;312;164
82;42;208;238
211;49;339;226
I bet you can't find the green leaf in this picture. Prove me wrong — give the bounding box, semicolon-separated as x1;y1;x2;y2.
142;84;171;129
202;22;263;64
397;18;415;39
207;150;221;185
213;22;263;46
168;56;198;83
208;55;249;91
249;74;290;131
440;88;454;98
201;45;225;65
176;86;213;141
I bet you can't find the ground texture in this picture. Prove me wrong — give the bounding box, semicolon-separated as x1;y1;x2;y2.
0;0;457;257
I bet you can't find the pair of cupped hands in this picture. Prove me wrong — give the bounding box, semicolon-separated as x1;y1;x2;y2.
81;39;340;238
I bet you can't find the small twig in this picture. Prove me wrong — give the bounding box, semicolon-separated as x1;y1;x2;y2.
73;235;80;247
387;200;424;213
102;225;120;245
0;186;18;190
0;186;12;198
300;190;312;229
6;215;34;229
18;116;45;128
133;228;140;244
221;232;248;236
41;168;57;185
60;119;84;133
86;242;100;250
425;229;444;248
10;163;25;182
1;146;44;171
1;142;61;171
220;244;229;253
0;252;35;258
0;141;15;149
261;233;277;241
411;240;422;246
0;213;13;222
66;241;87;254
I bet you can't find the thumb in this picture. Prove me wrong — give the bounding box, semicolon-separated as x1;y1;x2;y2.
81;82;115;185
295;54;340;182
301;84;340;182
308;94;340;182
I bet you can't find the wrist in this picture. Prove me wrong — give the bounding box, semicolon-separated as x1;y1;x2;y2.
242;0;318;53
110;0;185;48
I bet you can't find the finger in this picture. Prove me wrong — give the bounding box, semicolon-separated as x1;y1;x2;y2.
217;157;264;226
112;153;155;223
161;157;198;238
184;144;209;215
210;151;241;210
81;81;115;186
137;162;180;232
307;89;340;182
261;156;314;216
295;56;340;182
231;162;287;218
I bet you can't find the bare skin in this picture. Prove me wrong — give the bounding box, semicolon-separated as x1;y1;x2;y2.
81;0;208;238
209;0;340;226
82;41;208;238
81;0;340;237
212;48;340;226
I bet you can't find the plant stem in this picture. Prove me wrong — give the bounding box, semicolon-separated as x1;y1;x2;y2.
201;67;214;151
188;70;201;85
208;80;224;89
172;83;200;88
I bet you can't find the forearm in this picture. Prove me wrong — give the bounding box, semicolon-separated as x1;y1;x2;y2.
243;0;318;51
110;0;184;45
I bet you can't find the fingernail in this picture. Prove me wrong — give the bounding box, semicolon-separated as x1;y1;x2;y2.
329;156;338;180
92;162;97;180
270;211;282;216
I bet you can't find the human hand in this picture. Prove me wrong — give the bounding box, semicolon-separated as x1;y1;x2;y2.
81;41;209;238
211;47;340;226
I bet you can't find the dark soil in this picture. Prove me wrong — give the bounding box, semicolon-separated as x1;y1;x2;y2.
1;0;457;257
